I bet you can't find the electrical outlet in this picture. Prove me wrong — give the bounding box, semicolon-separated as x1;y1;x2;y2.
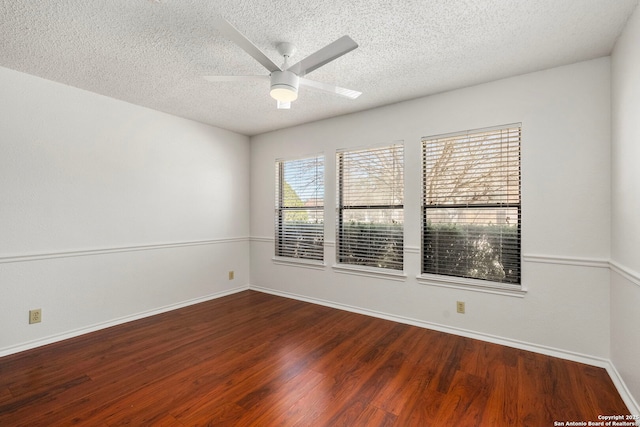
29;309;42;324
228;271;234;280
456;301;465;314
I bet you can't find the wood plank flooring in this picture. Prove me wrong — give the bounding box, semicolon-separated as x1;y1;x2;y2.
0;290;630;426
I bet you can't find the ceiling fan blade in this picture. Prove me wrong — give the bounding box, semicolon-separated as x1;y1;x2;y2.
299;77;362;99
203;75;268;82
212;16;281;73
288;36;358;76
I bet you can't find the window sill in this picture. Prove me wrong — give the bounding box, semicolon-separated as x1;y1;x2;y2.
416;274;527;298
272;257;326;270
332;264;407;282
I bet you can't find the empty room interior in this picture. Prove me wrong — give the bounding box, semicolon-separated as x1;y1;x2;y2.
1;0;639;425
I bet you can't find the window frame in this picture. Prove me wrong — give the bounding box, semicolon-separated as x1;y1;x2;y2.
419;124;523;294
335;142;405;273
274;154;325;264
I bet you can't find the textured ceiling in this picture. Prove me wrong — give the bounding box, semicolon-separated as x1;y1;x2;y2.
1;0;638;136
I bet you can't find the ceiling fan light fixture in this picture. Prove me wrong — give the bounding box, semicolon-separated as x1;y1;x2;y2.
270;70;299;102
270;86;298;102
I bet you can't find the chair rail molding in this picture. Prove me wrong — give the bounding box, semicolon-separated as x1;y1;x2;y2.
0;237;250;264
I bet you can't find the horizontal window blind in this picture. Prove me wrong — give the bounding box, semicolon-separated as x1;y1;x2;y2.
337;144;404;270
422;125;521;284
275;155;324;261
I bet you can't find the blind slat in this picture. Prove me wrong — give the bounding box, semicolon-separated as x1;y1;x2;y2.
337;144;404;271
275;155;325;261
422;126;521;284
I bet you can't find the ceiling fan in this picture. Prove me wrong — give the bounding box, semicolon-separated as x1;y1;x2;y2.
204;17;362;109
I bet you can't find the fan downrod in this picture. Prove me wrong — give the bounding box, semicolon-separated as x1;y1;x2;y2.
276;42;296;59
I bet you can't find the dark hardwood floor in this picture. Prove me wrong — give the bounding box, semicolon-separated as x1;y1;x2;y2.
0;290;630;426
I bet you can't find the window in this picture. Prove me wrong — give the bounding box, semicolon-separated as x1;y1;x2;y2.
275;155;324;261
337;143;404;270
422;125;521;284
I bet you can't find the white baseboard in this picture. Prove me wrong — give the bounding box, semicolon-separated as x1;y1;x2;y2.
249;284;639;415
605;361;640;416
0;286;249;358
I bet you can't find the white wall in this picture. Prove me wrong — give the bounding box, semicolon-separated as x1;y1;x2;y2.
251;58;612;360
0;67;251;354
611;3;640;410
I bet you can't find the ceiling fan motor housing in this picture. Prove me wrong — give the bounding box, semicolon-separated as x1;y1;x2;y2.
270;70;299;102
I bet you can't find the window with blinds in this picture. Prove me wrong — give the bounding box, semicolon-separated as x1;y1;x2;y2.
275;155;324;261
337;143;404;270
422;125;521;284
